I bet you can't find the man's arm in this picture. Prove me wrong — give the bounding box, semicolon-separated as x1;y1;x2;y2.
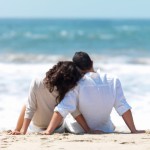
75;114;91;133
114;78;145;133
122;109;145;133
71;108;91;133
75;114;105;134
43;89;79;135
42;112;63;135
42;113;94;135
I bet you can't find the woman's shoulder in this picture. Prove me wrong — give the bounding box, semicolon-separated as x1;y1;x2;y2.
30;76;45;89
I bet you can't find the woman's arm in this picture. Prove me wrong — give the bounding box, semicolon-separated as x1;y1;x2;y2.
20;118;31;134
15;105;26;131
10;105;26;135
10;78;37;135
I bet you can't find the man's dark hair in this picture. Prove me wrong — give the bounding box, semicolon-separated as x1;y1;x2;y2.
72;51;93;71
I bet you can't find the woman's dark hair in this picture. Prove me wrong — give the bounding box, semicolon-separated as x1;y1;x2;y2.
43;61;82;104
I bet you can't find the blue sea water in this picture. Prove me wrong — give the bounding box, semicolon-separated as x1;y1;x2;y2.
0;19;150;60
0;19;150;131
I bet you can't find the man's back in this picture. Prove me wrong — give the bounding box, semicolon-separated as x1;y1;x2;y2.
55;69;131;132
77;70;116;132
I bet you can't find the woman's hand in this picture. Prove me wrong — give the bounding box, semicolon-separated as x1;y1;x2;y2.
9;130;23;135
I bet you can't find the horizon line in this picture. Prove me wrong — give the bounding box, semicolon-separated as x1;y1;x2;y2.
0;17;150;20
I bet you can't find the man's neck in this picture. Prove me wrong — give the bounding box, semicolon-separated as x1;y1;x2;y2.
83;68;95;74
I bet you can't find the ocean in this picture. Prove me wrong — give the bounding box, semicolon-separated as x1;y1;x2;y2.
0;19;150;131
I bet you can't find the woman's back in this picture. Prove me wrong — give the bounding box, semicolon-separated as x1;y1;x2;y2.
25;77;57;129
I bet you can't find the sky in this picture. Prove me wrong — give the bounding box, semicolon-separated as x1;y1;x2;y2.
0;0;150;19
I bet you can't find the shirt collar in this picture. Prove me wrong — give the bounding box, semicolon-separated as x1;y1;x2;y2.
83;69;101;78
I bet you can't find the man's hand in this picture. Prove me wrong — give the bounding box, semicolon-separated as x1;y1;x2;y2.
41;130;51;135
131;130;145;134
44;112;63;135
75;114;91;133
122;110;146;134
86;130;105;134
122;109;137;133
91;130;105;134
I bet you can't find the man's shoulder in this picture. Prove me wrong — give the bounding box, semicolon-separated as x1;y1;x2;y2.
97;71;118;84
101;73;117;80
77;70;119;86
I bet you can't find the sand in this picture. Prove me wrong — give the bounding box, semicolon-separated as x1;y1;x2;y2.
0;131;150;150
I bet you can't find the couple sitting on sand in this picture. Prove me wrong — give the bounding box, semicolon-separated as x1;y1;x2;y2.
10;51;144;135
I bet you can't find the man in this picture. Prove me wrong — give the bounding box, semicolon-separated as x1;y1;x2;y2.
43;52;145;134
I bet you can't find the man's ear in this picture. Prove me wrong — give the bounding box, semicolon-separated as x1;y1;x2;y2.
81;70;87;75
91;60;93;68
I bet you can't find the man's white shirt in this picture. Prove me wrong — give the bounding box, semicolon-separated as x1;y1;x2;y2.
55;69;131;132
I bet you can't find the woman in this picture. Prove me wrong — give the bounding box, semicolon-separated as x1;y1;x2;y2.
10;61;90;135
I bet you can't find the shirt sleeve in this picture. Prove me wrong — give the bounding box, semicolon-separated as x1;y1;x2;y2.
71;108;81;118
24;78;37;119
114;78;131;116
54;88;78;118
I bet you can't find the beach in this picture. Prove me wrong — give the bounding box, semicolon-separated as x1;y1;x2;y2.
0;131;150;150
0;19;150;149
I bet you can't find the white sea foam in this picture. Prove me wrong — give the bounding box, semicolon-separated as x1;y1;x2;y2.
99;34;114;40
0;53;70;63
24;32;49;39
115;25;140;32
0;31;17;39
60;30;68;37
